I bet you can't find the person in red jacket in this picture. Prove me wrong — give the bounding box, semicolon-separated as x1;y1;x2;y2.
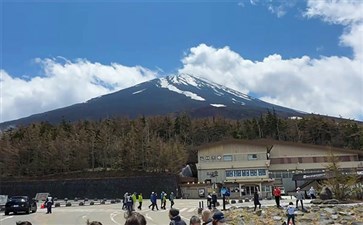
273;186;282;208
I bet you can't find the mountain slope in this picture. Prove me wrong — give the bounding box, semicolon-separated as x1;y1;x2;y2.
0;74;304;128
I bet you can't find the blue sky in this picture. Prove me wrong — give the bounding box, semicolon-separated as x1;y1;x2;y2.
1;0;362;122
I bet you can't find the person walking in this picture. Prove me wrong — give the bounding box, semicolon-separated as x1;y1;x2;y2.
295;187;305;211
151;192;159;211
253;190;261;211
273;186;281;208
161;193;167;210
137;193;143;210
286;202;296;225
169;192;175;208
148;192;154;209
45;194;54;214
168;208;187;225
125;193;134;216
123;192;128;210
160;191;164;209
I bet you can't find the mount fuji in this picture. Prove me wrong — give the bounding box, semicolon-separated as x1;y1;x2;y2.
1;74;304;128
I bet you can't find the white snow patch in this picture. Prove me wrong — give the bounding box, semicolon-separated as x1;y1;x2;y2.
288;116;303;120
210;104;226;108
170;74;200;88
132;89;146;95
232;98;246;105
159;78;205;101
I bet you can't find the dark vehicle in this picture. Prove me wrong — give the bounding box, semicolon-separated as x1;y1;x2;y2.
5;196;37;215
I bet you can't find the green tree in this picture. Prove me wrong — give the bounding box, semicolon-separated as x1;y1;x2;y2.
322;151;359;200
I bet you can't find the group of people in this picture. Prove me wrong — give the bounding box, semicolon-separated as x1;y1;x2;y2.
206;191;218;209
122;192;143;214
173;208;226;225
272;186;318;225
123;208;226;225
148;191;175;211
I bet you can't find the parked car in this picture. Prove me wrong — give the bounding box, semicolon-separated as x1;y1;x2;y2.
4;196;37;215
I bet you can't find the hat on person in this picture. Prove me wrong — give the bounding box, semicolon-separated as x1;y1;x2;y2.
296;187;300;190
213;211;226;223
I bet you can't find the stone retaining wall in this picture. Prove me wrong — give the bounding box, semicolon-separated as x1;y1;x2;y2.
0;175;179;199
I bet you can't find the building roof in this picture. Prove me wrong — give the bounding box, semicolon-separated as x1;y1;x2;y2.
196;139;363;156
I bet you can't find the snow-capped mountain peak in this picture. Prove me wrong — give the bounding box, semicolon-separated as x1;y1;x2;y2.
157;73;253;106
0;73;304;128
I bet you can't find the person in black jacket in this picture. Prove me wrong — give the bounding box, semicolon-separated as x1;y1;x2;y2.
211;192;217;209
169;208;187;225
45;194;54;214
253;190;261;211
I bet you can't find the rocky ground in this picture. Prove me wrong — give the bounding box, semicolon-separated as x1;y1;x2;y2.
224;199;363;225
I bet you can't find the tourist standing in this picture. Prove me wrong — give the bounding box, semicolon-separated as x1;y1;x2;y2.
201;209;213;225
295;187;305;211
45;194;54;214
273;186;281;208
211;192;217;209
131;192;137;211
206;193;212;209
168;208;187;225
189;215;201;225
308;187;316;199
212;211;226;225
286;202;296;225
124;212;147;225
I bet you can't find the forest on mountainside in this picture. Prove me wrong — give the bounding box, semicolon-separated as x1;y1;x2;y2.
0;111;362;178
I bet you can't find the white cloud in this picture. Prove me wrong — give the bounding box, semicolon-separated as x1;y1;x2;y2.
305;0;363;60
0;59;157;122
178;0;363;120
179;44;363;120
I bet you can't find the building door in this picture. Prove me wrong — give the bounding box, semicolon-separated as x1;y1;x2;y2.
240;184;259;196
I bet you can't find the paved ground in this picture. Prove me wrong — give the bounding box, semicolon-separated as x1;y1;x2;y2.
0;197;310;225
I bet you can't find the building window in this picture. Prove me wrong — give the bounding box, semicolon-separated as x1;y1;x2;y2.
258;169;266;176
248;154;258;160
298;157;302;163
226;170;234;177
199;156;204;161
250;169;257;176
211;155;216;160
242;170;249;176
223;155;233;161
234;170;242;177
217;155;222;160
205;156;210;160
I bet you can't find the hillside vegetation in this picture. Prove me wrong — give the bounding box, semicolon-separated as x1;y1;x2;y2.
1;111;362;178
